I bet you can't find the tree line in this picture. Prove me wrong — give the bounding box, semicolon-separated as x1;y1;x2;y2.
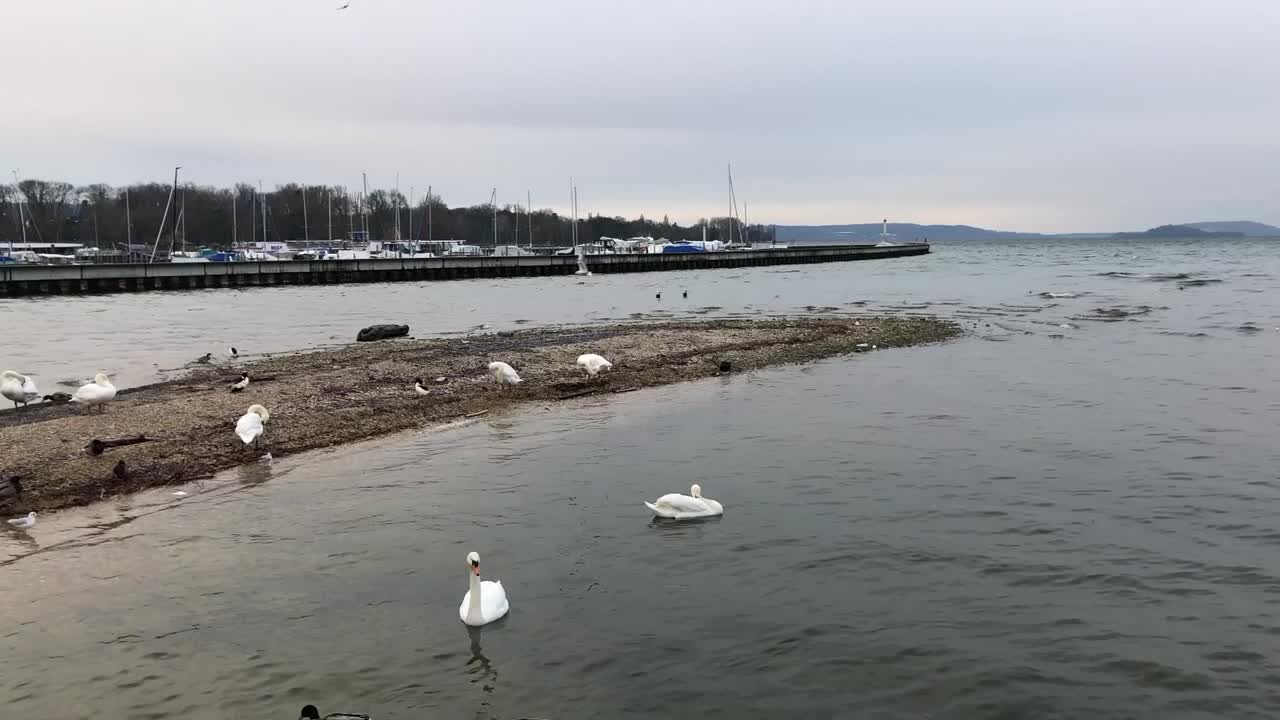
0;179;774;251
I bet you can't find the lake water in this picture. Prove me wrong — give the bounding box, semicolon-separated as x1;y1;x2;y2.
3;238;1280;719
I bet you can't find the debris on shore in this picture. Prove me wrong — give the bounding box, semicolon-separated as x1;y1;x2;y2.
0;317;960;510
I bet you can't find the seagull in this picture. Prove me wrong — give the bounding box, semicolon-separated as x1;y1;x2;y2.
228;346;239;359
6;511;36;529
230;373;249;393
414;378;430;396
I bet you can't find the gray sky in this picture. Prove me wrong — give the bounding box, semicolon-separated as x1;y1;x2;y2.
4;0;1277;231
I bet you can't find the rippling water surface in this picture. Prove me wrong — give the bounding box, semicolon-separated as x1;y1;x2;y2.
4;238;1280;719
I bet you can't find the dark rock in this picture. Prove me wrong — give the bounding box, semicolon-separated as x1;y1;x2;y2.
718;360;732;373
356;324;410;342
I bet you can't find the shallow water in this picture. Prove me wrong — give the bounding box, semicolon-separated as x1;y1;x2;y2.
4;238;1280;718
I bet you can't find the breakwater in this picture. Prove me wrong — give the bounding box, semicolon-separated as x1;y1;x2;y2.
0;243;928;296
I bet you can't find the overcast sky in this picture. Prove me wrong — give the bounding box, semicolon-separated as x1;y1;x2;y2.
4;0;1277;231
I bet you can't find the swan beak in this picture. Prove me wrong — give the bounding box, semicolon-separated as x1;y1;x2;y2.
471;564;480;576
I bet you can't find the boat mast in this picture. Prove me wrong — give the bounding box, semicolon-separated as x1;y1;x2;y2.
427;185;432;243
150;166;179;263
490;188;498;247
9;170;27;254
231;189;237;247
409;185;414;245
302;185;309;243
327;189;333;243
361;172;369;242
259;180;267;245
527;189;532;248
125;188;132;248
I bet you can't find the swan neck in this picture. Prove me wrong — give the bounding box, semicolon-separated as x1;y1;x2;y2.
468;571;482;615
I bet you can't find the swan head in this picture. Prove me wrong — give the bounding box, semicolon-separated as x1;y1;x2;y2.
93;373;110;385
1;370;23;381
691;483;702;498
467;551;481;575
247;404;270;423
487;362;502;371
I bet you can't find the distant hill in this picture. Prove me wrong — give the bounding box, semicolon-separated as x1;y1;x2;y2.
1185;221;1280;237
1113;224;1244;240
777;219;1278;244
775;223;1044;244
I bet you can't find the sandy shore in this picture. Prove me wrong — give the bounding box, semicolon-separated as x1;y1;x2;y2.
0;317;960;510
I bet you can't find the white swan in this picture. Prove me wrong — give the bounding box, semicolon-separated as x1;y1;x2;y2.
235;404;270;447
645;483;724;519
72;373;117;413
1;370;39;408
488;361;521;389
576;353;613;378
6;511;36;529
459;551;510;626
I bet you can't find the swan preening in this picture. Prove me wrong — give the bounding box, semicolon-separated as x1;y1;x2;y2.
299;705;368;720
645;484;724;519
1;371;39;408
460;551;510;626
6;511;36;529
235;404;269;447
229;373;249;393
576;353;613;378
488;361;521;389
72;373;117;412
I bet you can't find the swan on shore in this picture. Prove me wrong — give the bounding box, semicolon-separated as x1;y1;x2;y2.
229;373;249;393
299;705;368;720
414;378;430;396
645;483;724;519
1;371;39;408
459;551;510;626
6;511;36;529
576;353;613;378
72;373;117;413
488;361;521;389
235;404;270;448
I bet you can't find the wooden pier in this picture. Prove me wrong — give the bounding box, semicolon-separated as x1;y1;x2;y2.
0;244;928;296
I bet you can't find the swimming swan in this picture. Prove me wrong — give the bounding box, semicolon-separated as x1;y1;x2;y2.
488;361;521;389
576;353;613;378
1;371;39;408
459;551;510;626
235;404;270;447
72;373;117;413
645;483;724;519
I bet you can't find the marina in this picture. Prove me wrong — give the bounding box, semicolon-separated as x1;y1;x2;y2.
0;242;929;296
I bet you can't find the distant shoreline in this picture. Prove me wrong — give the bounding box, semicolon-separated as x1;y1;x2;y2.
0;317;961;511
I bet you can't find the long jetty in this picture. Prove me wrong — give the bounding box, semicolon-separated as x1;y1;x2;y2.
0;243;928;296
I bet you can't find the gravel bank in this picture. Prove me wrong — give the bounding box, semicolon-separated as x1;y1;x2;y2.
0;317;960;510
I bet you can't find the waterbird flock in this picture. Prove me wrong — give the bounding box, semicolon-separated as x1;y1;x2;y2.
5;343;734;720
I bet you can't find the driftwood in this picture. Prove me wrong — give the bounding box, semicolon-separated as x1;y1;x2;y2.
463;409;490;418
85;435;154;457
